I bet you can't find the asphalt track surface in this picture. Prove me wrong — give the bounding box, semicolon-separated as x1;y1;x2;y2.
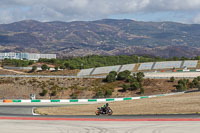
1;104;200;133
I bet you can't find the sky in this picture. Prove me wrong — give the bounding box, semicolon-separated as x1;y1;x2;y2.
0;0;200;24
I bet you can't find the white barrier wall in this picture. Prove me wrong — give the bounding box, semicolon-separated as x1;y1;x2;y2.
154;61;182;69
92;65;121;75
77;68;93;76
182;60;198;68
138;62;154;70
119;64;135;72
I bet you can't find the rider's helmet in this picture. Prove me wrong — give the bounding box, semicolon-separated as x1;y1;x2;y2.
106;103;109;106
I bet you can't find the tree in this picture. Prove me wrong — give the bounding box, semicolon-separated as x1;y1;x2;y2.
105;71;117;83
54;66;58;71
41;64;48;71
176;79;188;92
117;70;131;80
60;65;66;70
32;66;37;72
136;72;145;82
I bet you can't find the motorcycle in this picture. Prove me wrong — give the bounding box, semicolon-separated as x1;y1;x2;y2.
95;107;113;115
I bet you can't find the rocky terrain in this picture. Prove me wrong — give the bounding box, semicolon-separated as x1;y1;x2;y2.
0;19;200;57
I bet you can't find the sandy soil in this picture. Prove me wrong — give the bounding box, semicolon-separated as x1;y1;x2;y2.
36;92;200;115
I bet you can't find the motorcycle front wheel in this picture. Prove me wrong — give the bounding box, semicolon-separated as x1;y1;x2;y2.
108;109;113;115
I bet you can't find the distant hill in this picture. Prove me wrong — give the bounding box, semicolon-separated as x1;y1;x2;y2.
0;19;200;57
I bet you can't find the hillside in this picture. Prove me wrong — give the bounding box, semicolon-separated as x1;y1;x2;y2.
0;19;200;57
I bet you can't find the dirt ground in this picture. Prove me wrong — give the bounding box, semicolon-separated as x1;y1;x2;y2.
36;92;200;115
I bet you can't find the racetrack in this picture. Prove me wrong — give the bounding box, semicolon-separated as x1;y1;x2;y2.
1;103;200;133
1;119;200;133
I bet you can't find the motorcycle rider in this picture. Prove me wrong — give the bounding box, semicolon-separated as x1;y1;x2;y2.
101;103;109;113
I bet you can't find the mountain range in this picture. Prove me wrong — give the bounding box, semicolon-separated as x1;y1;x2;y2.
0;19;200;58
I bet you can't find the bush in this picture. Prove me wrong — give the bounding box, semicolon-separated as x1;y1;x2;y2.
140;87;144;94
51;90;57;96
122;84;130;92
105;71;117;83
105;89;112;97
95;90;104;98
169;77;175;82
117;70;131;80
60;65;66;70
41;64;48;71
130;82;141;90
32;66;37;72
136;72;145;82
176;79;188;92
40;89;48;96
192;78;199;87
176;84;187;92
54;66;58;71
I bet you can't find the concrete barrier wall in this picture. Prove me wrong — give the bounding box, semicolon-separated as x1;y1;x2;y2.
3;92;184;103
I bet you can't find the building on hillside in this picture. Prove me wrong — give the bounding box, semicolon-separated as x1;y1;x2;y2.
0;52;56;61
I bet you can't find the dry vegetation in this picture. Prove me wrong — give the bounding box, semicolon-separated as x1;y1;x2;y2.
0;76;179;99
36;92;200;115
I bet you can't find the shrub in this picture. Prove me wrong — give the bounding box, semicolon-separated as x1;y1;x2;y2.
176;84;187;92
117;70;131;80
192;78;199;87
54;66;58;71
40;89;48;96
122;84;130;92
130;82;141;90
105;89;112;97
136;72;145;82
60;65;66;70
169;77;175;82
140;87;144;94
51;90;57;96
95;90;104;98
105;71;117;83
32;66;37;72
41;64;48;71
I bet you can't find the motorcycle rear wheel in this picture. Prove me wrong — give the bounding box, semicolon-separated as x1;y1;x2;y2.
95;110;100;115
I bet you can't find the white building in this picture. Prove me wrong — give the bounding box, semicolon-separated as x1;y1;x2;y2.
0;53;56;61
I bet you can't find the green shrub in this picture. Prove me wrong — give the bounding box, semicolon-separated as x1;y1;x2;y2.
95;90;105;98
140;87;144;94
32;66;37;72
40;89;48;96
122;84;130;92
117;70;131;80
51;90;57;96
105;89;112;97
130;82;141;90
41;64;48;71
105;71;117;83
169;77;175;82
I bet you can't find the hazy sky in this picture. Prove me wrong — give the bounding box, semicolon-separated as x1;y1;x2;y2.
0;0;200;24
